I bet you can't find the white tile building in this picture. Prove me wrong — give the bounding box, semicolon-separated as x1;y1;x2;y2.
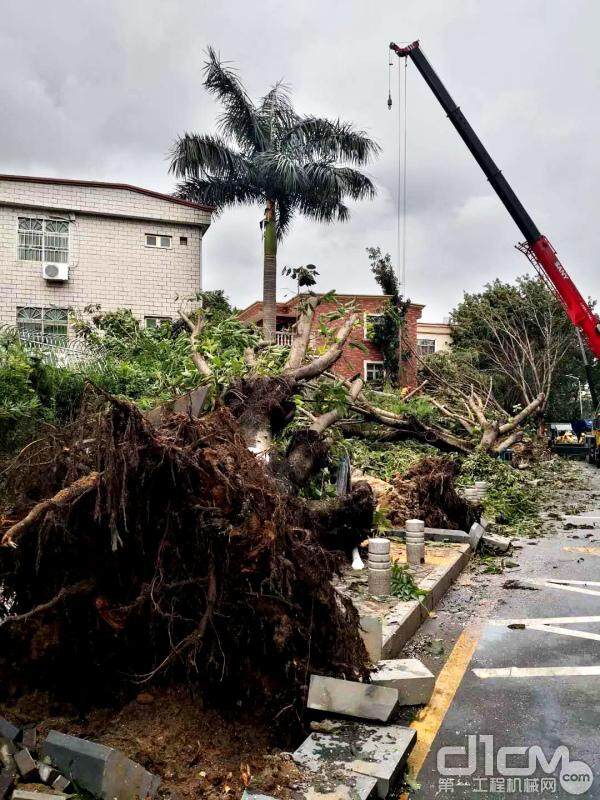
416;321;453;355
0;175;212;337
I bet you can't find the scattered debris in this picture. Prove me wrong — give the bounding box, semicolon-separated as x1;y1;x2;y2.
294;720;416;799
428;639;445;656
503;579;539;590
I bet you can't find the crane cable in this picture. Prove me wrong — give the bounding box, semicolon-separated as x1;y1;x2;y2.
388;53;409;297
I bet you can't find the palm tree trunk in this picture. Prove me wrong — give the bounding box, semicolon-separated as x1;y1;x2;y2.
262;199;277;342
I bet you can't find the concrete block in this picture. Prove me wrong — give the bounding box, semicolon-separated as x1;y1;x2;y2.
368;538;390;554
481;532;511;553
52;774;73;793
14;748;39;781
359;616;382;661
43;731;160;800
0;773;13;800
405;519;424;532
0;719;19;742
371;658;435;705
307;675;398;722
12;792;68;800
469;522;485;549
294;721;416;799
20;726;37;752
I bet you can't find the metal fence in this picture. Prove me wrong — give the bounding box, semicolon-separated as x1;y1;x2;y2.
17;329;100;367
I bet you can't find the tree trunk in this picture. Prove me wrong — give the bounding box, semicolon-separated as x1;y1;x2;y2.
262;199;277;343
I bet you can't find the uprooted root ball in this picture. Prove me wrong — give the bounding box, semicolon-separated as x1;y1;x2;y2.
0;393;372;730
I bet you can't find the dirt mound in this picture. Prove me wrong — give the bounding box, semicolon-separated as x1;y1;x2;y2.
0;392;371;731
0;688;301;800
389;456;479;530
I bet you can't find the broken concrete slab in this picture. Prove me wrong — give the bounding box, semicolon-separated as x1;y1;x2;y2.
370;658;435;706
481;531;511;553
469;522;485;549
0;719;19;742
12;792;68;800
294;721;416;799
43;731;160;800
13;748;39;782
307;675;398;722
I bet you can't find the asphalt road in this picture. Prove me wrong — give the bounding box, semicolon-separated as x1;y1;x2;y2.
411;462;600;800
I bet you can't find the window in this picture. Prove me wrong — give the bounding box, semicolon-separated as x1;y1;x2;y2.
365;361;385;383
364;312;383;340
144;316;171;329
179;236;188;246
145;234;171;248
17;307;68;342
417;338;436;355
18;218;69;263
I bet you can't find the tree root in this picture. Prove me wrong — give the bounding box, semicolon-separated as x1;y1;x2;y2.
1;472;100;548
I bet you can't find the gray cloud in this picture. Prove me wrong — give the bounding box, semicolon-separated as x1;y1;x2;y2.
2;0;600;320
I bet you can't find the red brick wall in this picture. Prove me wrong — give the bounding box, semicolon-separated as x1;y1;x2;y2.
238;295;423;388
307;297;422;388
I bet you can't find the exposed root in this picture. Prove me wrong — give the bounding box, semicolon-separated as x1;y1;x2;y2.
0;392;371;729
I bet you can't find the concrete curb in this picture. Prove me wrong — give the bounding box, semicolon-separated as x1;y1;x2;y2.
362;544;471;660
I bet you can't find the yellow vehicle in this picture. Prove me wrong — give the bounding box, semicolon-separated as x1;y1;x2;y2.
586;417;600;465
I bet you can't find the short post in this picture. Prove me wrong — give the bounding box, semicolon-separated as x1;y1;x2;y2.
405;519;425;565
368;537;391;595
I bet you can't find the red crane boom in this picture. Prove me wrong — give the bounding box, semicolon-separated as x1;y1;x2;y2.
390;40;600;361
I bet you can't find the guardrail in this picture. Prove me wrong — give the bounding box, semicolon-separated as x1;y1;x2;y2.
275;331;293;346
17;329;99;367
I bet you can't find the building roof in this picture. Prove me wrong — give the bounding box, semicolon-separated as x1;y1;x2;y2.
0;174;214;213
417;321;452;329
238;294;425;323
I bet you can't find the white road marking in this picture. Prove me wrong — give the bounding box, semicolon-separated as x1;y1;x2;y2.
545;579;600;587
490;615;600;626
474;666;600;679
529;579;600;597
526;623;600;642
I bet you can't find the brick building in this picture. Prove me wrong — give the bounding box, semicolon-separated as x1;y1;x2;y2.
0;174;212;338
238;294;424;386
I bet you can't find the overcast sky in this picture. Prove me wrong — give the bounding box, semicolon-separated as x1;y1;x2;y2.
2;0;600;320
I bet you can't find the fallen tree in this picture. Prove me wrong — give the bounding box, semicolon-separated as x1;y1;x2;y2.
0;291;547;724
0;297;381;725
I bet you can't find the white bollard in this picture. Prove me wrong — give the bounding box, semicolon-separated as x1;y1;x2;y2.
368;538;391;595
405;519;425;565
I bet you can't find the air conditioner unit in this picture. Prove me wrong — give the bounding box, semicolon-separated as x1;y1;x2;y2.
42;263;69;282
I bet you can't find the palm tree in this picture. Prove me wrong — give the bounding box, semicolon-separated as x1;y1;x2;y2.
170;47;379;342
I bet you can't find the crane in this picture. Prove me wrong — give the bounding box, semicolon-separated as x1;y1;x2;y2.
390;40;600;410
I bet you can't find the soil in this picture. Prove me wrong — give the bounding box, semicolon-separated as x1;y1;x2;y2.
0;688;304;800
